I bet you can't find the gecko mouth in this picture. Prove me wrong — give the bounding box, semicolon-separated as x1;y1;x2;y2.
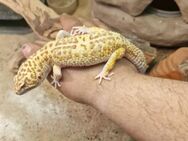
15;85;37;95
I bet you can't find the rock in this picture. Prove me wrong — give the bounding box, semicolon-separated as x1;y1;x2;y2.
92;0;188;47
47;0;78;14
95;0;152;16
43;14;82;39
175;0;188;23
149;47;188;81
0;0;59;40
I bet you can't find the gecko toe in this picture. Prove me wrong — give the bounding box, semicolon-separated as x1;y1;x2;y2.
50;75;61;88
95;72;114;84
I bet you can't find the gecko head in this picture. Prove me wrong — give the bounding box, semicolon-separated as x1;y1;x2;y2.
13;62;44;95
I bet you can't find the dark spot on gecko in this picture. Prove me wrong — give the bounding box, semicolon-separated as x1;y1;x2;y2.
95;40;99;43
28;61;32;67
90;51;95;56
90;41;94;45
72;38;78;43
83;53;88;57
23;63;28;67
57;51;61;56
99;44;103;49
27;68;32;73
66;55;72;59
20;68;26;73
108;32;113;36
82;37;86;42
74;53;79;57
38;62;42;67
48;43;53;47
44;50;48;54
116;37;119;40
32;61;37;67
30;73;35;78
41;52;47;57
36;56;40;60
72;45;76;49
44;57;48;62
81;44;86;49
89;34;99;40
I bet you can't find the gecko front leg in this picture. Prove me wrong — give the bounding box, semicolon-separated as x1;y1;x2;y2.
51;64;62;88
95;47;125;84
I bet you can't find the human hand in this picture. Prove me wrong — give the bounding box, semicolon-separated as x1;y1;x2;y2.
53;60;137;104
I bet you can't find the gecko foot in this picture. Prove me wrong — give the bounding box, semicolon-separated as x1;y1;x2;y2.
51;75;61;88
95;72;114;84
70;25;90;36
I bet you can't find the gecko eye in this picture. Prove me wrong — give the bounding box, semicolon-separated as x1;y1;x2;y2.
20;83;26;89
38;76;42;79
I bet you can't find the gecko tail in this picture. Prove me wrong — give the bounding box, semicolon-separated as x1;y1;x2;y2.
124;49;148;74
137;63;148;74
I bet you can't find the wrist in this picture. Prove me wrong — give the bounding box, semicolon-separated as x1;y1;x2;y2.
88;63;137;111
89;80;130;112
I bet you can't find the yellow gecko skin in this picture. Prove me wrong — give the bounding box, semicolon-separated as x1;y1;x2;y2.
14;27;148;95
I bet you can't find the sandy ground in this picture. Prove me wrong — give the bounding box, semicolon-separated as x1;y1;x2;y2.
0;0;130;141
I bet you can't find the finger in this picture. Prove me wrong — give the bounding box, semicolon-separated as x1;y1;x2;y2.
21;43;42;58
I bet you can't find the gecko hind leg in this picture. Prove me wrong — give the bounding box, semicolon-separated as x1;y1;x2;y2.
51;65;62;88
95;72;114;84
56;30;71;40
95;47;125;84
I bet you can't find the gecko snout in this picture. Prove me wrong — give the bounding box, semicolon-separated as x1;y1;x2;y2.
13;73;38;95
